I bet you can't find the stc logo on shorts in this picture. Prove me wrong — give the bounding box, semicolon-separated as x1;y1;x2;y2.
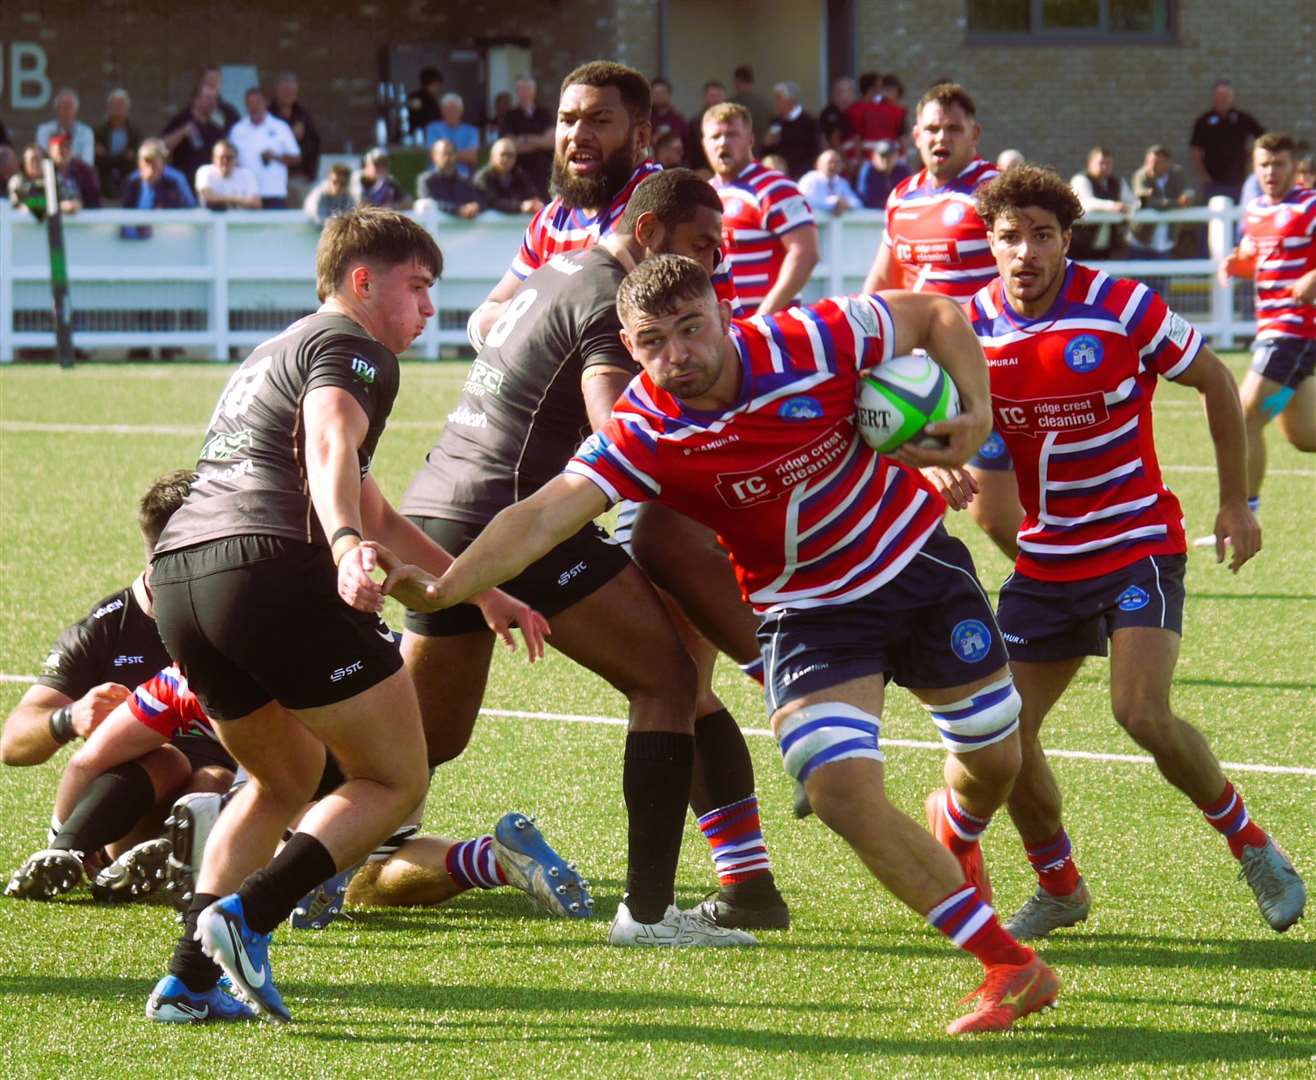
1064;334;1104;373
1116;585;1150;611
778;395;824;420
951;619;992;663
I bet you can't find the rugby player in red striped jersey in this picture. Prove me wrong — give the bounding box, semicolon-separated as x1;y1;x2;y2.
1217;132;1316;514
862;83;1025;561
702;101;820;316
945;165;1304;939
380;256;1066;1035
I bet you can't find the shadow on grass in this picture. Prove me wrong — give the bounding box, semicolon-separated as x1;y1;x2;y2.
3;976;1311;1065
1039;931;1315;973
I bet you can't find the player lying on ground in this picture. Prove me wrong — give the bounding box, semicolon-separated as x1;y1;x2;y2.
391;167;776;944
933;164;1304;938
378;256;1063;1036
6;663;234;903
144;208;548;1025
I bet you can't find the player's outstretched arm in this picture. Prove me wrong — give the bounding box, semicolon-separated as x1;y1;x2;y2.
1;682;131;767
1174;346;1260;572
879;291;993;469
392;474;609;614
357;476;549;660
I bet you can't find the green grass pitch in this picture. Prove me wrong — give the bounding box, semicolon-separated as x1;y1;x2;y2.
0;355;1313;1078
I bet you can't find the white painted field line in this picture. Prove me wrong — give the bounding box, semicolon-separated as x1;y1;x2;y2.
476;707;1315;778
1;672;1306;775
4;420;1314;478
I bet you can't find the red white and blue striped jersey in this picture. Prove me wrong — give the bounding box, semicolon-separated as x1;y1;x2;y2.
566;294;947;614
713;162;816;310
127;664;217;742
507;158;743;313
510;161;662;279
883;158;998;300
967;262;1203;582
1240;185;1316;341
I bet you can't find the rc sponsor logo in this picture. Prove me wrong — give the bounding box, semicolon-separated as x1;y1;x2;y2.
994;392;1109;437
714;421;849;508
1064;334;1104;373
1116;585;1150;611
330;660;364;682
951;619;991;663
351;357;377;385
463;359;504;398
779;395;824;420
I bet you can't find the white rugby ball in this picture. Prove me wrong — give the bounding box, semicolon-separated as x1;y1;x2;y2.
856;353;961;454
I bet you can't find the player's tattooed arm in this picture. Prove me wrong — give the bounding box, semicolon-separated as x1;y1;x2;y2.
581;366;634;431
1172;346;1260;572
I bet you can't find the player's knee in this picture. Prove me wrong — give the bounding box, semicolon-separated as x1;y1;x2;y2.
624;645;698;712
924;676;1021;758
776;702;884;816
1111;697;1172;748
185;765;235;795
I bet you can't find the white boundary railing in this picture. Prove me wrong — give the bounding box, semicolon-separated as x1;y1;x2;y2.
0;200;1252;362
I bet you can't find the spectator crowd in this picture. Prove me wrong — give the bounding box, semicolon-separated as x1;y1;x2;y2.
4;64;1311;253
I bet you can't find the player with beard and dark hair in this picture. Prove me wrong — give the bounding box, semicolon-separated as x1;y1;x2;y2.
394;169;777;944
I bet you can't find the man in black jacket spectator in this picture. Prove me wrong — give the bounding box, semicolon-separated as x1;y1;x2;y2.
94;89;141;204
763;81;821;179
502;75;553;199
1189;79;1263;203
270;73;320;205
122;139;193;239
473;137;544;214
418;138;485;219
162;86;227;197
407;67;444;138
50;134;101;208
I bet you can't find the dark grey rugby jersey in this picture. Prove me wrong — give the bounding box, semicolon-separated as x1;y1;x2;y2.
155;311;400;553
36;585;169;699
401;247;638;524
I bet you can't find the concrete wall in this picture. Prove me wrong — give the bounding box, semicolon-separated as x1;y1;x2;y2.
852;0;1315;182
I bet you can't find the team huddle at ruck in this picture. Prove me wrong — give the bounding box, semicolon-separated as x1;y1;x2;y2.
3;61;1310;1037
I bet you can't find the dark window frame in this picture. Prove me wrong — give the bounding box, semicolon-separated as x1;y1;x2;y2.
966;0;1179;46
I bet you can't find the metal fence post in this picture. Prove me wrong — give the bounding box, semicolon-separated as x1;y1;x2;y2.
210;215;230;361
1206;195;1235;350
0;205;14;363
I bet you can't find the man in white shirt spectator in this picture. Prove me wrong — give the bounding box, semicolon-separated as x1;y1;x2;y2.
36;88;95;166
228;88;301;208
1069;145;1135;260
798;149;861;217
195;139;260;210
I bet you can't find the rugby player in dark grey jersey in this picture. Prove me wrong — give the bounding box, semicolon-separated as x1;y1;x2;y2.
394;170;764;945
145;209;547;1024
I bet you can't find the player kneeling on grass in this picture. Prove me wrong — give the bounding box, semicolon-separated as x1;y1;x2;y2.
375;256;1061;1036
143;208;547;1025
934;164;1304;939
6;663;234;903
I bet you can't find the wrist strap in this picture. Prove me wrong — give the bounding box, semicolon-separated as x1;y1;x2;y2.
49;705;76;745
331;526;363;546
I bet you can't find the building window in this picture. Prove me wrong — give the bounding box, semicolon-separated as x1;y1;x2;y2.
967;0;1174;41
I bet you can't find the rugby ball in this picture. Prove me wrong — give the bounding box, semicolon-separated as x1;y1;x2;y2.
856;353;961;454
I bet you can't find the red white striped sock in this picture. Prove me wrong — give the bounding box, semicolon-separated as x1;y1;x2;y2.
697;795;771;885
926;885;1031;969
1198;781;1268;860
444;835;508;891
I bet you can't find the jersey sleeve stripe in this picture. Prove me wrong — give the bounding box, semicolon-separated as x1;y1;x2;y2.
563;461;624;504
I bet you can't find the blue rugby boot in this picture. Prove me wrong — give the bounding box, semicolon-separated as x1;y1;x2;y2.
196;894;290;1022
492;812;593;919
145;974;256;1023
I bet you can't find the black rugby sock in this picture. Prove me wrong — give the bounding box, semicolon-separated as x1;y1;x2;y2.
689;708;757;817
52;761;155;854
168;892;222;993
623;730;695;924
237;832;338;934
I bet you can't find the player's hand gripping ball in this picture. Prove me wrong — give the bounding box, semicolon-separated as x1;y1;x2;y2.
856;353;962;453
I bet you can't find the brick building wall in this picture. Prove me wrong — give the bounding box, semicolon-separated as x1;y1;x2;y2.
853;1;1315;182
0;0;623;153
